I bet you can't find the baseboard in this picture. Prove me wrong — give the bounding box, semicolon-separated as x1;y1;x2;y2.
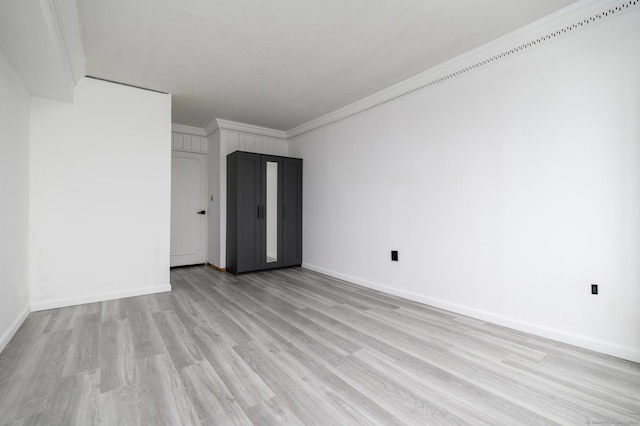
0;304;31;354
208;263;226;272
302;263;640;363
30;284;172;312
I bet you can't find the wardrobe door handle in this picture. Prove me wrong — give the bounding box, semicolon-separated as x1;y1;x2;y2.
257;205;261;219
283;205;286;219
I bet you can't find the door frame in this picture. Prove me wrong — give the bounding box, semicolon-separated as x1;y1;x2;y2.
170;150;208;267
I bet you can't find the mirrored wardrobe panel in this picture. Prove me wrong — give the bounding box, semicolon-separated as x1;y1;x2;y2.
265;161;278;264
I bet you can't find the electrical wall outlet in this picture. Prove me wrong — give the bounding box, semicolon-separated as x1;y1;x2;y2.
391;250;398;261
591;284;598;295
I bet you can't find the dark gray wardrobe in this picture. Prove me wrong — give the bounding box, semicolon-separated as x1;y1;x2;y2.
227;151;302;275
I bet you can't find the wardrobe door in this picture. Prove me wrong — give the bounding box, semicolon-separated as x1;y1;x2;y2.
282;158;302;266
261;156;283;269
235;152;263;273
226;153;238;274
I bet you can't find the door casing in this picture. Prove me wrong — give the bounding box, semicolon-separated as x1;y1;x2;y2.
170;150;208;267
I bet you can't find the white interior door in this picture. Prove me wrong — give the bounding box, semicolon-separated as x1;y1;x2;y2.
171;151;207;266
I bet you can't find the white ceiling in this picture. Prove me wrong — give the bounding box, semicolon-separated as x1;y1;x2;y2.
0;0;81;101
77;0;579;131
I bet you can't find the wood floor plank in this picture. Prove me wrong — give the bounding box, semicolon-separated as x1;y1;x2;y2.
3;311;51;346
43;303;101;334
152;310;203;369
98;384;142;426
274;279;342;308
314;304;613;423
178;361;253;425
144;291;174;313
334;307;616;423
122;300;166;360
335;350;468;425
189;298;253;347
100;299;125;322
223;273;290;313
28;369;100;426
238;273;302;312
0;313;51;393
169;288;209;330
312;283;401;312
501;353;640;419
273;346;405;425
0;334;54;423
43;306;81;334
10;329;73;421
363;306;549;363
292;274;401;312
100;319;137;393
1;265;638;425
136;353;200;425
252;277;334;312
243;397;304;425
274;308;361;355
293;306;575;424
188;283;292;351
353;347;551;425
233;340;345;425
62;313;101;377
191;326;276;409
253;309;348;366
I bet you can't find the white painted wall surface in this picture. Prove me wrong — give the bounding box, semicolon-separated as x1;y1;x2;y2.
207;130;221;267
289;9;640;361
29;77;172;310
172;132;208;154
0;50;31;352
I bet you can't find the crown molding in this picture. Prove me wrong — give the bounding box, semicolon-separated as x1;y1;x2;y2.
0;0;86;101
43;0;86;86
172;123;207;136
287;0;638;139
215;118;288;140
203;118;219;136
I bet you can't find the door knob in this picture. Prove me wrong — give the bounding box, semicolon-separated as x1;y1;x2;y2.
197;210;206;215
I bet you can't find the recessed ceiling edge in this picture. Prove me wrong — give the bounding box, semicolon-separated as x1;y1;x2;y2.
45;0;86;86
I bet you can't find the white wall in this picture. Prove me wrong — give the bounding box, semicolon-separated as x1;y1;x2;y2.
289;8;640;362
30;77;172;310
207;129;221;267
0;50;31;352
172;131;208;154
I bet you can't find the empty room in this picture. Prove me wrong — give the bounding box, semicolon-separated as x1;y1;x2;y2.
1;0;639;424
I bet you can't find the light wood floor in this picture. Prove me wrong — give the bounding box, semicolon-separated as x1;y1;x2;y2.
0;266;638;425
